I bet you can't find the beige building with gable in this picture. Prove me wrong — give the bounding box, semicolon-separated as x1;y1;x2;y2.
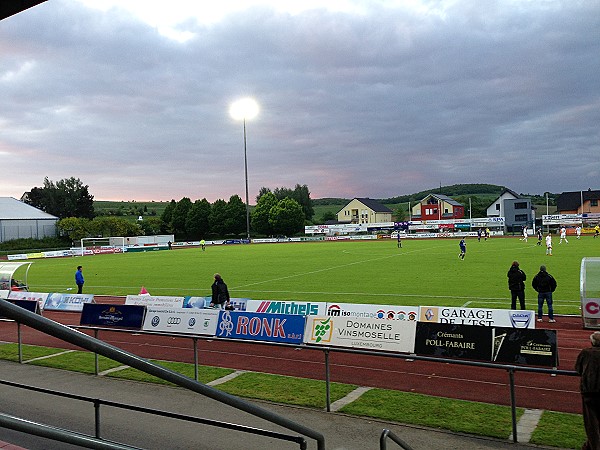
337;198;393;224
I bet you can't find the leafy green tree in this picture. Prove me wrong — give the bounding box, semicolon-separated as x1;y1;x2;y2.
319;211;337;223
273;184;314;222
226;194;247;236
186;198;211;239
251;191;278;236
57;217;91;241
89;217;142;237
393;206;407;222
140;217;164;236
171;198;192;238
255;186;272;203
160;200;177;232
26;177;94;219
209;199;228;236
269;198;305;236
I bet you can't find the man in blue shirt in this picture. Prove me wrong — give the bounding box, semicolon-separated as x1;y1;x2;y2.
75;266;84;294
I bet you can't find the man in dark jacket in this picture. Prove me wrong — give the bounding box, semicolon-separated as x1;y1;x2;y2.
507;261;526;310
210;273;230;309
532;265;557;322
576;331;600;450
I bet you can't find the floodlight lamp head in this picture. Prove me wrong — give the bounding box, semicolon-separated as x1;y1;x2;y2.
229;98;259;121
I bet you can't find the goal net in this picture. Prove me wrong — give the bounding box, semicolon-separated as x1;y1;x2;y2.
79;237;126;256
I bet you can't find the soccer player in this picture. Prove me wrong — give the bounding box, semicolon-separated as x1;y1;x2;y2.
595;225;600;238
537;228;543;246
458;238;466;260
576;226;582;239
559;226;568;244
545;233;553;256
521;226;528;242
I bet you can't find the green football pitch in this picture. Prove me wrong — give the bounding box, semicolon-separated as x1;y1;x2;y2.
18;236;600;315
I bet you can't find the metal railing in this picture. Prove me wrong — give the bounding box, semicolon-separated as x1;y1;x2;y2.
380;429;414;450
0;377;307;449
64;323;579;444
0;299;324;450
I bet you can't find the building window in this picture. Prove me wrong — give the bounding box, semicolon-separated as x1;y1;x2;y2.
514;202;527;209
495;204;500;211
514;214;528;222
591;200;598;207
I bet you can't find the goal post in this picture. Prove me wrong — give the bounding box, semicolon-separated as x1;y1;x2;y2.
79;237;126;256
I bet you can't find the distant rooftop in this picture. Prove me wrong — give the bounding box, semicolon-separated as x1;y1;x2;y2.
0;197;58;220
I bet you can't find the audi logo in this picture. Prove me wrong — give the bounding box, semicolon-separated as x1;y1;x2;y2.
167;317;182;325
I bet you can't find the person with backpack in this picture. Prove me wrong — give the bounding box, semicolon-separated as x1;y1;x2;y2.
532;265;557;323
210;273;230;309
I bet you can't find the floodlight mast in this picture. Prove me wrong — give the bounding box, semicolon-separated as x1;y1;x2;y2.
230;98;259;242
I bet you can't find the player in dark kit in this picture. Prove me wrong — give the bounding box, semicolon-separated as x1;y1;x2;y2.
458;238;466;260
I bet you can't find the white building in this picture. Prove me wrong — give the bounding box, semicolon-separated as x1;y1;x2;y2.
0;197;59;243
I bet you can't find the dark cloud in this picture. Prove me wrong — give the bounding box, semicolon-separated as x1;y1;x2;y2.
0;1;598;201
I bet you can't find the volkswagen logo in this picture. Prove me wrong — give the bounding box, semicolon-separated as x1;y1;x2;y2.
151;316;160;327
188;318;196;327
167;317;181;325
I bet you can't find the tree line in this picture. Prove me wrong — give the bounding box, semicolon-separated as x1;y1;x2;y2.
24;178;314;241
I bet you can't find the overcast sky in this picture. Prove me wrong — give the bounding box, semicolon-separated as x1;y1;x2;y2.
1;1;599;202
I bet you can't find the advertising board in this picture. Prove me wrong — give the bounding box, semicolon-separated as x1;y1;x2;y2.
142;308;219;335
246;300;327;316
80;303;145;329
43;293;94;311
325;302;418;321
125;295;184;308
419;306;534;328
304;316;416;353
215;311;305;344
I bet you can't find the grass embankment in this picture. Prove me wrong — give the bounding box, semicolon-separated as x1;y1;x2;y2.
0;343;586;449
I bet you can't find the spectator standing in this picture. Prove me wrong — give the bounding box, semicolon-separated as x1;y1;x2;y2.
75;266;84;294
507;261;526;310
532;265;557;323
210;273;230;309
576;331;600;450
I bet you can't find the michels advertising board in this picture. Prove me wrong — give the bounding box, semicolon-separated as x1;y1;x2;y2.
215;310;305;344
246;300;326;316
304;316;416;353
419;306;534;328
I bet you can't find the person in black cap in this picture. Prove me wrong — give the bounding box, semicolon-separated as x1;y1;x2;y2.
532;265;557;322
507;261;526;310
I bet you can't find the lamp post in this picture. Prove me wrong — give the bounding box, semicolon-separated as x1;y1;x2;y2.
229;98;259;241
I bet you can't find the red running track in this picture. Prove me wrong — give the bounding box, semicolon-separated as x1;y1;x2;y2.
0;297;587;415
